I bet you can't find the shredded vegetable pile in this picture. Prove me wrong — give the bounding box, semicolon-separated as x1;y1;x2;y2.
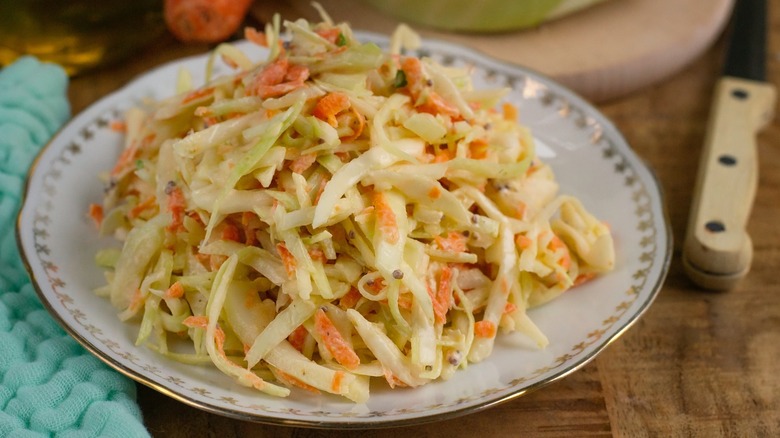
90;12;615;402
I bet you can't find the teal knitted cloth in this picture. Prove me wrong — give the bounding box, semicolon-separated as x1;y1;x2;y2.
0;57;150;437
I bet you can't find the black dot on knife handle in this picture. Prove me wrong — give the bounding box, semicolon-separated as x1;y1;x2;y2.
718;154;737;166
705;221;726;233
731;88;749;100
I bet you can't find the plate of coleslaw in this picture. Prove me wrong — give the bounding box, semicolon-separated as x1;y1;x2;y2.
17;13;671;428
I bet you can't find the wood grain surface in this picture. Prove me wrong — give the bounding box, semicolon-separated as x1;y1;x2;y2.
66;5;780;437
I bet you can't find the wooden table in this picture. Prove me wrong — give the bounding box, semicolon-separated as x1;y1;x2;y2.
67;8;780;438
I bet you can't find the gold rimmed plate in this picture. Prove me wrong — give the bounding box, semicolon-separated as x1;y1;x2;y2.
17;33;671;428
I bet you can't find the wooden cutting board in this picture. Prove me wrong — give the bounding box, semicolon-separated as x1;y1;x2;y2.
252;0;733;102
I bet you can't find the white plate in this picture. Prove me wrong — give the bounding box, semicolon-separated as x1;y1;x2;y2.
17;33;671;428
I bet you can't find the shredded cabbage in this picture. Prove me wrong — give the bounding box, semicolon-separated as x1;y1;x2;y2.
93;12;615;402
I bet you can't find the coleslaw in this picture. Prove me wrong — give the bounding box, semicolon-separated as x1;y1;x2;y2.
90;12;615;402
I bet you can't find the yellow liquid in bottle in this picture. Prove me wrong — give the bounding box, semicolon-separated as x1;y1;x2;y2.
0;0;164;75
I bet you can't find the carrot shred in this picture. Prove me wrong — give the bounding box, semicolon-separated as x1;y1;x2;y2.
315;27;341;44
339;106;365;142
314;308;360;370
165;281;184;299
287;325;310;352
339;287;362;309
372;191;399;244
383;368;408;389
109;120;126;132
276;369;320;393
183;315;209;329
181;87;214;104
276;243;297;279
548;235;571;270
111;144;138;176
241;212;258;246
434;231;468;253
331;370;346;393
502;102;519;121
128;196;157;219
290;152;318;174
87;203;103;228
247;57;310;98
428;264;454;324
469;139;489;160
515;234;533;249
166;185;187;232
474;320;497;338
127;288;145;314
244;27;268;46
312;92;351;127
574;272;597;286
220;222;241;242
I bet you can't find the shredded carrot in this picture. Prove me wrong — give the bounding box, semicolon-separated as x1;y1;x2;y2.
165;281;184;299
400;57;426;95
315;308;360;370
396;293;414;310
331;370;345;393
127;288;145;314
183;315;209;329
474;320;497;338
288;325;310;352
514;202;527;220
111;144;138;176
339;106;365;142
428;185;442;199
290;152;318;174
339;287;362;309
166;185;186;232
515;234;533;249
503;302;518;315
548;235;571;270
87;203;103;228
109;120;126;132
315;27;341;44
241;212;258;246
181;87;214;104
244;27;268;46
313;178;329;205
469;139;489;160
574;272;597;286
128;196;157;219
428;264;453;324
209;254;227;271
372;191;399;244
312;92;351;127
308;247;326;263
434;231;468;253
276;369;320;393
247;57;310;99
502;102;519;121
276;243;297;278
418;91;460;118
383;368;408;389
220;222;241;242
111;133;155;176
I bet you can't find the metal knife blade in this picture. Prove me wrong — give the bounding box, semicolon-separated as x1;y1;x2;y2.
723;0;767;81
683;0;776;290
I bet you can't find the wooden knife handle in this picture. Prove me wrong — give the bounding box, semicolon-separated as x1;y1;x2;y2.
683;76;776;290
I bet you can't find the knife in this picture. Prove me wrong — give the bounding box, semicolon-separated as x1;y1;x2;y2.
683;0;776;290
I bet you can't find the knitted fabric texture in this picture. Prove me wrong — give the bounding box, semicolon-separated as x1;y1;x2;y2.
0;57;150;437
